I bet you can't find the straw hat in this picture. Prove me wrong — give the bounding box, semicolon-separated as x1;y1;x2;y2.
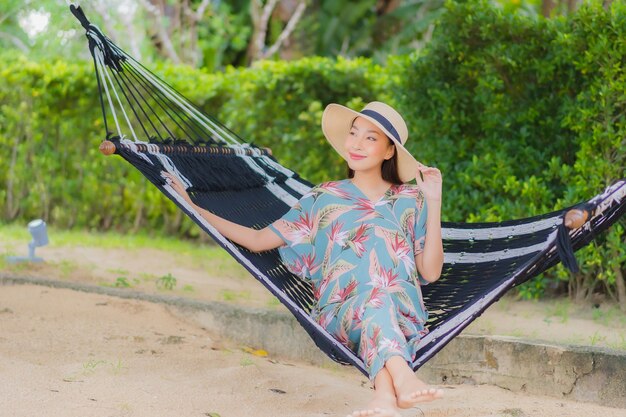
321;101;418;183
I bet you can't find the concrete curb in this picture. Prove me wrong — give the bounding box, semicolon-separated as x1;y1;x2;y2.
1;274;625;409
420;335;626;408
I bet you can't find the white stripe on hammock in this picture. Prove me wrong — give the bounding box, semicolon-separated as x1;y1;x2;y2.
285;177;314;195
442;180;625;243
442;216;562;240
145;143;192;189
591;180;626;217
443;239;549;264
266;182;298;207
257;155;317;194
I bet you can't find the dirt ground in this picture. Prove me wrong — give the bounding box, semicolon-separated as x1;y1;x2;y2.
1;284;625;417
3;242;624;350
1;241;625;416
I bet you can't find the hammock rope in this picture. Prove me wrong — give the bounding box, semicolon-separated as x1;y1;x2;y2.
71;5;626;376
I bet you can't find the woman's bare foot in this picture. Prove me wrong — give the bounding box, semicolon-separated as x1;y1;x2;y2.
393;374;443;409
346;393;401;417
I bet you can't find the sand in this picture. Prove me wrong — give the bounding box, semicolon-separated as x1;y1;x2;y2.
3;242;624;351
1;284;625;417
1;237;625;416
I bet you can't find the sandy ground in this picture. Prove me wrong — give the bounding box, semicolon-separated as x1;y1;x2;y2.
1;284;625;417
2;243;624;350
1;239;626;415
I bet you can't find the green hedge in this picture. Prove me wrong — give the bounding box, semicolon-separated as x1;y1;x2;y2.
388;0;626;300
1;0;624;301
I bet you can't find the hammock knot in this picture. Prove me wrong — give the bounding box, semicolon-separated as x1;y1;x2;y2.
71;5;125;72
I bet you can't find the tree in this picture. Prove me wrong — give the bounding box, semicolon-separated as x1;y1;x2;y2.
247;0;308;62
137;0;211;65
290;0;445;61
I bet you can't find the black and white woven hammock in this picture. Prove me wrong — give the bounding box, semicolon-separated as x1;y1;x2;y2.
71;5;626;377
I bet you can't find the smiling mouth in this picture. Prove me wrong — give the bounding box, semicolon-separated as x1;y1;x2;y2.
349;153;366;160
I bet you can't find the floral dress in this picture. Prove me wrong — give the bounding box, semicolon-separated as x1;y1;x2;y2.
268;179;429;380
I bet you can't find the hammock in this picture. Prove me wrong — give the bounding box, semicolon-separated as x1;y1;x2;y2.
71;5;626;376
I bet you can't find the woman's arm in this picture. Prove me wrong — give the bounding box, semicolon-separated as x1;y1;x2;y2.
414;162;444;283
162;172;284;253
416;198;444;283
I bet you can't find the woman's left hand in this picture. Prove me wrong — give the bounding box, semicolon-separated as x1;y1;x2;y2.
415;162;442;202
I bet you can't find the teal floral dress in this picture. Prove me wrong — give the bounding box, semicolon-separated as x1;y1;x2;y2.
268;179;429;380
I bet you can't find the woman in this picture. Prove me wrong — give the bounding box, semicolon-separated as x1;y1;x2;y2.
163;101;444;417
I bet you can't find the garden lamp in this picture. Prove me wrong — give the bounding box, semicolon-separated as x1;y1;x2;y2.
6;219;49;263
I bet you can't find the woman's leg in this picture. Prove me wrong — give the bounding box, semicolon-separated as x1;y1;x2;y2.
347;368;400;417
325;291;441;414
384;356;443;409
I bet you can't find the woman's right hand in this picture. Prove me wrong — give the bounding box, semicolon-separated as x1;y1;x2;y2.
161;171;192;204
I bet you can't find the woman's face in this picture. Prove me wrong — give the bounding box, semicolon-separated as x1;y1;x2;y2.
344;116;395;174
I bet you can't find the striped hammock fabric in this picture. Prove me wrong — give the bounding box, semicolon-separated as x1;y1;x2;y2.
71;5;626;376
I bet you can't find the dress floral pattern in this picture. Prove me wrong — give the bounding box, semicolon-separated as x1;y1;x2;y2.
268;179;429;379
